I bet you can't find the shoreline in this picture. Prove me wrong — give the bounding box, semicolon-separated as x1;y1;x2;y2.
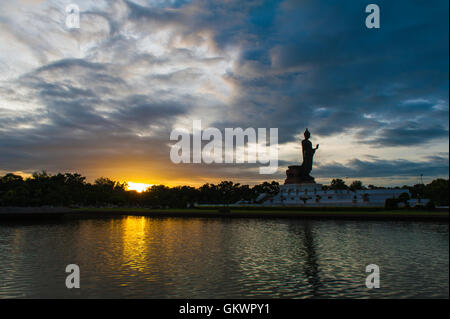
0;207;448;221
70;208;449;221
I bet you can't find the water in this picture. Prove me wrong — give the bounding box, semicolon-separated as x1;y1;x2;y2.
0;216;448;298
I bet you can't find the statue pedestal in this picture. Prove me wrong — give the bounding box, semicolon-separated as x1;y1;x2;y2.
284;165;315;184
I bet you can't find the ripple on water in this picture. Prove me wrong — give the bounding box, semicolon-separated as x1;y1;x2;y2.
0;217;448;298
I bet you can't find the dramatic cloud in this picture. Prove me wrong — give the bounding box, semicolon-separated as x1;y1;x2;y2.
0;0;448;186
315;155;449;179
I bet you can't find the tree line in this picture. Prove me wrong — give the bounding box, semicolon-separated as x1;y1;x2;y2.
0;172;279;208
0;172;447;207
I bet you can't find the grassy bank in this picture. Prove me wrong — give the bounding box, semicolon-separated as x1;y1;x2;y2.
71;207;449;221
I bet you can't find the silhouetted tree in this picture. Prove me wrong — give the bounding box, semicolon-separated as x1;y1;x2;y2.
424;179;448;206
330;178;348;190
398;192;410;206
349;180;364;191
410;183;426;199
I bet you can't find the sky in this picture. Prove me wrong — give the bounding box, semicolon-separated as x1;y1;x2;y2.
0;0;448;187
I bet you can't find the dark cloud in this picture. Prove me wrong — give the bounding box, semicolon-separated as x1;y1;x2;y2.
108;94;189;129
315;156;449;179
362;123;449;147
216;0;449;143
33;58;106;73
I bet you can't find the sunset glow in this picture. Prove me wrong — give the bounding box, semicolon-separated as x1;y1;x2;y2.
127;182;152;193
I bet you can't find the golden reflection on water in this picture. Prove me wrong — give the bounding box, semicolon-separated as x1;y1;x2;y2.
119;217;209;273
122;216;149;272
117;216;227;293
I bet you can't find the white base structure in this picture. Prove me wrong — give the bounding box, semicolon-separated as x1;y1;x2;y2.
260;183;416;207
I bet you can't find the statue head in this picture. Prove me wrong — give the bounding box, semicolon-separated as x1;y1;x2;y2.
304;128;311;139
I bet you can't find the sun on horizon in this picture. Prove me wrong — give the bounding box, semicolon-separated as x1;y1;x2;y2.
127;182;153;193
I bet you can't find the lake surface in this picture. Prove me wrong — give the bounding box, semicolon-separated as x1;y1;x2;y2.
0;216;448;298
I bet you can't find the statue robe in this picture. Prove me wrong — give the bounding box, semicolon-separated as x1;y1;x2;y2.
301;139;315;175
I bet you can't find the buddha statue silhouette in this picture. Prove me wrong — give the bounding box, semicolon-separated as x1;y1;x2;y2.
284;128;319;184
301;128;319;177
